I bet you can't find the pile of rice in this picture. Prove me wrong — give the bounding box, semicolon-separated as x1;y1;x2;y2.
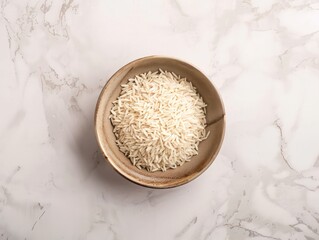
109;69;209;172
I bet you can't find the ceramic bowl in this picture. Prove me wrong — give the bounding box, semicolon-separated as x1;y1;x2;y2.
95;56;225;188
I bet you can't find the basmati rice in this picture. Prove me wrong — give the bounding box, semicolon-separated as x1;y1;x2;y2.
109;69;209;172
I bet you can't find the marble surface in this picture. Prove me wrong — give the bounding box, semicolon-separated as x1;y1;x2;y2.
1;0;319;239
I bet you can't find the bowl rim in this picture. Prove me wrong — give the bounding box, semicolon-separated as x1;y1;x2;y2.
94;55;226;188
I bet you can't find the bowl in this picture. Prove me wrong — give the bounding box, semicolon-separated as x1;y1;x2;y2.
95;56;225;188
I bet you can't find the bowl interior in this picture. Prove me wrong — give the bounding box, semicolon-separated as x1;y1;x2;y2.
95;56;225;188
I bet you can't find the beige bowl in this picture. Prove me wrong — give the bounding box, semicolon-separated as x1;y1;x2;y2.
95;56;225;188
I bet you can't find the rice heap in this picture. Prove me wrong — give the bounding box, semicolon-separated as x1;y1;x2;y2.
109;69;209;172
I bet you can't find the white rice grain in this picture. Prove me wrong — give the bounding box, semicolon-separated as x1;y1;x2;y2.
110;70;209;172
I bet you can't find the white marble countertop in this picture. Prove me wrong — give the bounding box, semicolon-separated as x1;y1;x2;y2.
1;0;319;239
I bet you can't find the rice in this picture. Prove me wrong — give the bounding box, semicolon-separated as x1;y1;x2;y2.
109;69;209;172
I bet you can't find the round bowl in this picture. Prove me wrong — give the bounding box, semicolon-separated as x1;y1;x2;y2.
95;56;225;188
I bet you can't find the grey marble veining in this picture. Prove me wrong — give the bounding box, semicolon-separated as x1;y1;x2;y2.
1;0;319;239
